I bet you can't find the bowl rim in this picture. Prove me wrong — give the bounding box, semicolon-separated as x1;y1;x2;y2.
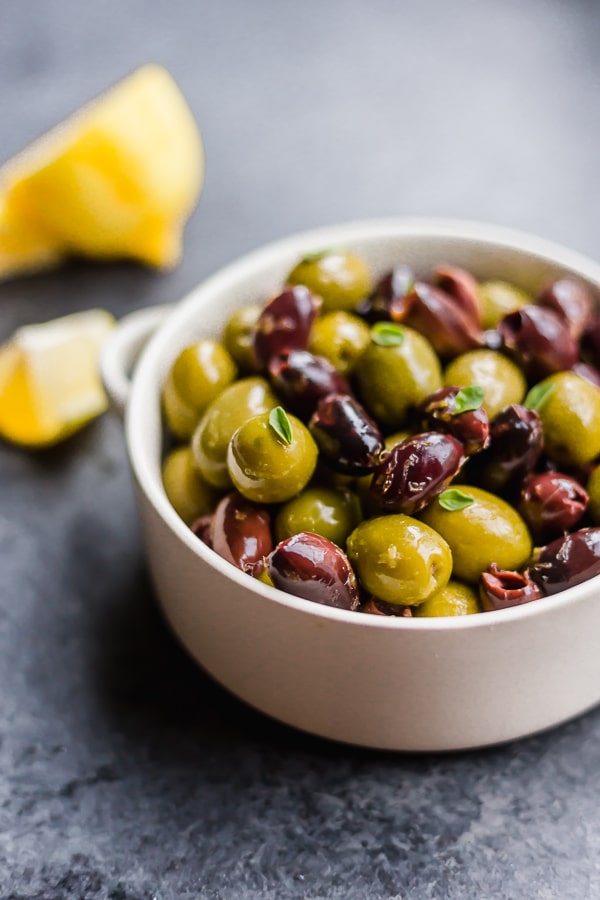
125;216;600;632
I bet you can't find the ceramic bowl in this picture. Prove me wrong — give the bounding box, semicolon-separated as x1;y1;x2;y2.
101;218;600;751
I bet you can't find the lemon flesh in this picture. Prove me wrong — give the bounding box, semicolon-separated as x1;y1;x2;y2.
0;309;115;447
0;64;203;279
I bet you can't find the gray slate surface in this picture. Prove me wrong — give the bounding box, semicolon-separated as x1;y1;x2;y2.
1;1;600;897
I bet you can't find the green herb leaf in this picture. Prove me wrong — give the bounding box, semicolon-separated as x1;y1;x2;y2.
438;488;475;511
453;385;485;415
269;406;293;445
524;381;556;411
370;322;405;347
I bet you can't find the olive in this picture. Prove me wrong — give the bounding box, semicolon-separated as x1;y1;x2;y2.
587;466;600;524
162;446;218;525
518;472;588;542
443;349;526;419
309;393;384;476
537;278;593;340
162;339;237;440
414;580;481;617
275;486;362;548
420;485;532;584
190;513;213;547
253;285;319;369
223;304;262;372
309;311;371;375
268;350;350;420
358;265;414;322
479;564;544;611
267;532;361;610
529;528;600;595
227;409;318;503
478;280;532;330
361;597;414;617
210;492;273;573
535;371;600;467
418;385;490;456
434;265;482;328
370;432;465;515
473;404;543;494
191;376;278;489
401;282;482;358
286;250;372;313
356;324;442;428
346;515;453;606
498;305;578;380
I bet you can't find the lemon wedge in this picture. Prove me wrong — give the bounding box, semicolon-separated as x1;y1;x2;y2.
0;309;115;447
0;64;203;280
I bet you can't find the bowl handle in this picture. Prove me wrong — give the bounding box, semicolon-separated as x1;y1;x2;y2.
100;304;171;419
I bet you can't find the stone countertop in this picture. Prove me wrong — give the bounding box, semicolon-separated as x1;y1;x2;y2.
1;1;600;897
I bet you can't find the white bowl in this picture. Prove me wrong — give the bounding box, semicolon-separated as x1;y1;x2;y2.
101;218;600;751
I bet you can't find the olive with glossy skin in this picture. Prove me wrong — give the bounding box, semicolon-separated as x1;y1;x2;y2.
356;325;442;428
537;278;593;340
420;485;532;584
309;311;371;375
227;410;318;503
309;393;384;476
479;564;544;611
419;385;490;456
443;349;526;419
162;339;237;440
359;265;415;321
370;431;465;515
414;580;480;617
191;377;278;489
498;305;578;380
473;404;543;494
518;472;588;542
162;446;219;525
267;531;361;610
529;528;600;595
223;304;262;372
210;492;273;573
268;350;350;420
434;265;482;328
275;486;362;548
253;285;319;369
479;280;532;330
346;515;453;606
286;250;372;313
535;371;600;467
401;282;482;358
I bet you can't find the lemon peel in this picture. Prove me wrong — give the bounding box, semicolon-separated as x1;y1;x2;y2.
0;64;204;280
0;309;115;447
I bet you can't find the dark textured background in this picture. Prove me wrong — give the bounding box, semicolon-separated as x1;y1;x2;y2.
2;1;600;897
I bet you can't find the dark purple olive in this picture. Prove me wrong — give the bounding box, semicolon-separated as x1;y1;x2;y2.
253;285;319;369
529;527;600;595
572;361;600;389
419;385;490;456
210;493;273;573
497;305;578;379
370;431;465;514
476;404;544;493
399;282;482;358
268;349;351;419
357;265;415;321
581;315;600;367
518;472;588;542
479;563;544;611
434;264;482;328
361;596;413;617
537;278;593;340
190;513;213;547
267;532;361;610
309;393;384;475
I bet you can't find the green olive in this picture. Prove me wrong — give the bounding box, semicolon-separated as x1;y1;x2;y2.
587;465;600;525
346;515;452;606
162;339;237;440
223;304;262;372
420;485;532;583
309;311;371;375
535;371;600;467
227;410;318;503
479;280;532;330
444;349;526;419
414;580;480;617
191;377;278;489
287;250;372;312
162;446;218;525
356;326;442;428
275;486;362;548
